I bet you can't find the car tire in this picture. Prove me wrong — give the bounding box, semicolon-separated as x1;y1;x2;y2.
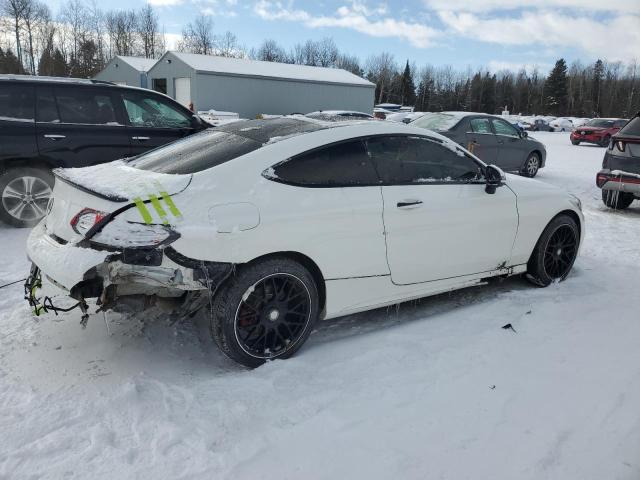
600;135;611;147
0;167;53;228
571;139;580;145
601;190;634;210
521;152;540;178
210;257;320;368
526;214;580;287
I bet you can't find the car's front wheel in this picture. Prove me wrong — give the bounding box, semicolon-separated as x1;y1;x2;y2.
210;257;320;368
602;190;635;210
522;153;540;178
0;167;53;228
526;214;579;287
571;139;580;145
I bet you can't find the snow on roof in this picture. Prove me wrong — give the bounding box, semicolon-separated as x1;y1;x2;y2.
165;51;374;87
115;56;157;72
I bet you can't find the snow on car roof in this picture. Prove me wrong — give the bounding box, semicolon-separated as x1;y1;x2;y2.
113;56;157;72
167;51;374;87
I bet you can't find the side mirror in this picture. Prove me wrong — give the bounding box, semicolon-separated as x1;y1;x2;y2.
485;164;506;194
402;118;412;124
520;130;528;138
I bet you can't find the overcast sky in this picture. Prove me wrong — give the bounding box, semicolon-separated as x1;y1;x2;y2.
48;0;640;71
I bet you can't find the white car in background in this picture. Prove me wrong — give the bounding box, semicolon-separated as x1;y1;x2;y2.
25;117;584;367
550;118;574;132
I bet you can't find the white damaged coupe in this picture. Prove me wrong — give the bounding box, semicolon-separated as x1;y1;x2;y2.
26;117;584;367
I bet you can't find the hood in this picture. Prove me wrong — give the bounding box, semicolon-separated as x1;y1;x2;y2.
54;160;192;202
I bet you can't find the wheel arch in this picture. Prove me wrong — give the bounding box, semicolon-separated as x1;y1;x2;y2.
242;251;327;314
0;157;62;175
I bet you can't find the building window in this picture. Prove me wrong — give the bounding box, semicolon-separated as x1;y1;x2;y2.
152;78;167;94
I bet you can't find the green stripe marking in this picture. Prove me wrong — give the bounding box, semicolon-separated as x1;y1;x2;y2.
160;191;182;218
148;194;169;225
133;197;153;224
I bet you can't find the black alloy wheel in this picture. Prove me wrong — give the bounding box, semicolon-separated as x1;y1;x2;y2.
526;214;579;286
235;273;311;359
542;225;578;279
210;258;319;368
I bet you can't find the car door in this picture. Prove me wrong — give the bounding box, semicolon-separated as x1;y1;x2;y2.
464;117;499;163
35;85;131;168
0;83;37;164
491;118;526;172
119;90;197;155
367;135;518;285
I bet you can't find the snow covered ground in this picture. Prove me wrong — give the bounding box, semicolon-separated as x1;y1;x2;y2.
1;132;639;479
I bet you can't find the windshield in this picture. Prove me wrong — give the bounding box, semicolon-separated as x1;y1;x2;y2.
411;113;461;131
128;129;261;174
587;119;614;128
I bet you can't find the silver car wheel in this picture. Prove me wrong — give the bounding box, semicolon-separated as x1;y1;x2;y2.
526;155;539;177
1;175;52;222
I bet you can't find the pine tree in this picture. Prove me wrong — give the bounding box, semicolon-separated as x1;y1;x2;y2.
400;61;416;107
0;48;24;74
544;58;568;115
592;59;604;116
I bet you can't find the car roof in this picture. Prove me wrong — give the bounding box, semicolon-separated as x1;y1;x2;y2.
0;74;114;86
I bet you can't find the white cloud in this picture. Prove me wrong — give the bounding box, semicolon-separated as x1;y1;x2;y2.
437;10;640;61
147;0;184;6
253;0;439;48
423;0;640;14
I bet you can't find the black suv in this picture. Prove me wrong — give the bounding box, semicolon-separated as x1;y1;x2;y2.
596;113;639;210
0;75;208;227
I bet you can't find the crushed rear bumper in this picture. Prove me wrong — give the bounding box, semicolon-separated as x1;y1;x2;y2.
596;169;640;195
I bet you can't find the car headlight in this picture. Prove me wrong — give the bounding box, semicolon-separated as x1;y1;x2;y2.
569;194;582;211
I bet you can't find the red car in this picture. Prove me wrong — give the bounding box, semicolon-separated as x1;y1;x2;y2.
571;118;628;147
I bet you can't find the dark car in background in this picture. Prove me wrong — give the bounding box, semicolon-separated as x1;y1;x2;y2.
410;112;546;177
0;75;208;227
596;112;640;210
528;119;554;132
571;118;628;147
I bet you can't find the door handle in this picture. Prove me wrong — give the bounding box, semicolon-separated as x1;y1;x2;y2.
131;136;150;141
43;134;66;140
497;139;504;144
397;200;423;208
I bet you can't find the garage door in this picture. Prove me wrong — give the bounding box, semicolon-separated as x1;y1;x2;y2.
175;77;191;108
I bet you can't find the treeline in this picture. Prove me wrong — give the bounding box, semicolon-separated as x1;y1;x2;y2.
1;0;638;117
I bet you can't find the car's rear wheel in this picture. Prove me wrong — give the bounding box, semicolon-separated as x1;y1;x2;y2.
526;214;579;287
0;167;53;228
600;135;611;147
522;153;540;178
210;257;319;368
602;190;635;210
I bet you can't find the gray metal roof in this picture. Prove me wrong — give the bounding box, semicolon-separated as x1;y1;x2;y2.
114;56;157;72
162;51;374;88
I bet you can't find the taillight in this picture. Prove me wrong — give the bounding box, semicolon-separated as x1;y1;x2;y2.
615;140;626;152
596;173;610;188
70;208;108;235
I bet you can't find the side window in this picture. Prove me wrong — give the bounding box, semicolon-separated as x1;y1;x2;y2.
268;140;378;187
367;135;482;183
614;120;627;128
491;119;519;137
55;88;118;125
470;118;492;134
122;93;192;128
0;84;34;122
36;87;60;123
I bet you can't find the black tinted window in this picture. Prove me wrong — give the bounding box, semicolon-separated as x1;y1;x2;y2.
268;140;378;187
367;135;482;183
620;117;640;136
55;88;118;125
0;84;34;121
36;88;60;123
122;92;191;128
128;128;261;174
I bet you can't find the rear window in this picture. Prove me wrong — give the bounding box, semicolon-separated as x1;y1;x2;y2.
410;113;461;131
128;129;261;174
619;117;640;136
0;84;34;122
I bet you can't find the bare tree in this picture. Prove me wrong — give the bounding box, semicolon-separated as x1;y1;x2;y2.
139;4;161;58
178;16;214;55
59;0;87;62
21;0;49;73
365;52;396;103
105;10;137;56
315;37;338;67
215;31;243;58
1;0;28;65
